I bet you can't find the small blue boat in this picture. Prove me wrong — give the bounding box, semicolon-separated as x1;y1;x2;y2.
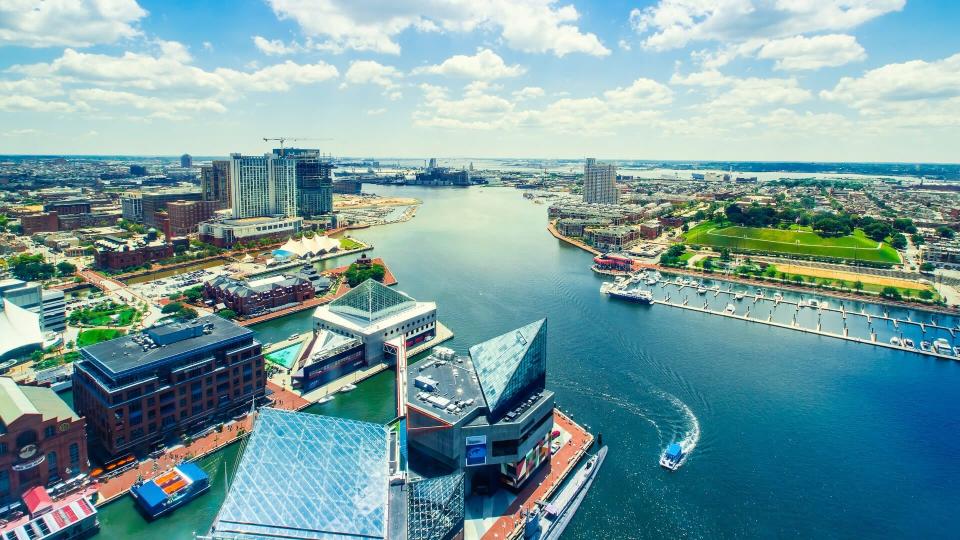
659;443;685;471
130;462;210;519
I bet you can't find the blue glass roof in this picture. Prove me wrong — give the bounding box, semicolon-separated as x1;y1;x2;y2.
469;319;547;415
209;408;389;540
407;473;464;540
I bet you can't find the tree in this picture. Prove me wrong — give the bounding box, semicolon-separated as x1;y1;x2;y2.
216;309;238;320
8;253;56;282
719;247;731;261
937;226;955;239
863;221;894;242
854;281;864;292
177;307;199;320
184;286;203;303
890;233;907;250
162;302;183;314
791;274;803;283
703;259;714;271
344;262;387;287
911;233;925;246
920;262;935;273
919;289;934;300
56;261;77;276
880;286;902;300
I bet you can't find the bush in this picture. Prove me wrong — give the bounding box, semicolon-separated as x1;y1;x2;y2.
216;309;237;320
162;302;183;314
880;286;902;300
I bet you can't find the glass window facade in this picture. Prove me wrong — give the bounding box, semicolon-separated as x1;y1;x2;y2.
209;408;389;540
407;473;465;540
469;319;547;416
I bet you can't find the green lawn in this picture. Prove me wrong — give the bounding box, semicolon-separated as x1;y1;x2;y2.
685;222;901;264
77;329;125;347
339;237;363;250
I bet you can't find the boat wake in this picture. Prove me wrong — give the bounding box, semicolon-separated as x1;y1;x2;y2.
663;391;700;458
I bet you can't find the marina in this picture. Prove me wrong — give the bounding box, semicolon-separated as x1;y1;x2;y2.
603;270;960;362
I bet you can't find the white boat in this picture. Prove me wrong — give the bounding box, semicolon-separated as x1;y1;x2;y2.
890;336;902;346
806;299;819;309
675;276;683;285
609;288;655;304
697;286;707;295
756;289;764;298
734;291;745;301
933;338;952;354
645;277;658;286
659;443;686;471
902;338;915;349
711;284;720;292
600;282;613;294
723;304;736;315
315;395;335;405
773;292;783;301
338;383;357;393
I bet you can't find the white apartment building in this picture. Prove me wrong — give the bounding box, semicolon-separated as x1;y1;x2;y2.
583;157;618;205
229;153;298;219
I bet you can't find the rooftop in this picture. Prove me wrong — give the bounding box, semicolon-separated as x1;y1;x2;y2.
407;350;484;425
209;408;389;540
328;279;416;323
0;377;78;433
81;315;252;376
469;319;547;416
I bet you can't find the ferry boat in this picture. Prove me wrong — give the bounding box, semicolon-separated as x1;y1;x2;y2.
659;443;686;471
723;304;736;315
609;288;654;304
130;463;210;520
523;446;608;540
734;291;745;301
339;383;357;393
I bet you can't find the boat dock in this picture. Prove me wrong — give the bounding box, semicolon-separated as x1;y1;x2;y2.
608;274;960;362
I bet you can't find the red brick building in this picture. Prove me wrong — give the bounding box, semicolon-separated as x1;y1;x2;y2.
92;236;173;271
72;316;266;458
203;273;318;316
640;220;662;239
0;378;88;506
166;200;218;237
20;213;59;235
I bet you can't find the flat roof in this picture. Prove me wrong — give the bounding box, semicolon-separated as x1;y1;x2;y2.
82;315;252;376
406;354;484;425
314;300;436;336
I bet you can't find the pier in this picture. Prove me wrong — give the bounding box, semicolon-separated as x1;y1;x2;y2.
608;275;960;362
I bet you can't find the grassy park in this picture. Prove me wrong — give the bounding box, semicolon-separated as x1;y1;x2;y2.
685;222;901;265
77;328;125;348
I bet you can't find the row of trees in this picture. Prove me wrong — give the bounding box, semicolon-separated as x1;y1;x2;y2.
6;253;76;282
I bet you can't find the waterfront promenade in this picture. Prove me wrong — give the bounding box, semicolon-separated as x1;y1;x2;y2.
481;410;594;540
94;381;308;506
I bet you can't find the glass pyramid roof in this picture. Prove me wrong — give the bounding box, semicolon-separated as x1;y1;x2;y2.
209;408;389;540
328;279;416;322
469;319;547;416
407;473;464;540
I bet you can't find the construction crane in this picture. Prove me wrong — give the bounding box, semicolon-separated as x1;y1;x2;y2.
262;137;332;156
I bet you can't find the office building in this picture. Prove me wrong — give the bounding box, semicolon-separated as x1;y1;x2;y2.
406;319;554;493
229;153;297;219
583;158;618;204
333;179;362;194
198;215;303;249
120;193;143;222
42;199;91;216
180;154;192;168
313;279;437;366
279;148;334;218
206;409;464;540
72;316;266;458
141;189;202;228
0;279;63;333
0;378;88;506
20;213;59;235
200;161;231;210
40;290;65;332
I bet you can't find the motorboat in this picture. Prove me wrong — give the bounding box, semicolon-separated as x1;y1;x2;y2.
920;341;933;352
902;338;915;349
933;338;952;354
734;291;745;301
339;383;357;393
659;443;685;471
889;336;901;346
697;286;707;295
723;304;736;315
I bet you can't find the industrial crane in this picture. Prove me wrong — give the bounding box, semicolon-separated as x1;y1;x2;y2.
262;137;332;156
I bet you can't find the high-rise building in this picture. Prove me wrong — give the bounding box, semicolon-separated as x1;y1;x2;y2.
141;189;202;227
180;153;192;168
582;157;618;204
229;153;298;219
200;160;231;210
279;148;333;218
120;193;143;222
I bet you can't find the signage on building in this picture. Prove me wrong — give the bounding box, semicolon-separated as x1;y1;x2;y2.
18;444;38;459
12;455;46;471
465;435;487;467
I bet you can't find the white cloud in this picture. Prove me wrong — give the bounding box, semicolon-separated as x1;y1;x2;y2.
413;49;525;80
253;36;302;56
602;78;673;107
264;0;609;57
618;39;631;51
757;34;865;70
0;44;338;118
703;77;812;111
631;0;904;51
822;53;960;106
670;69;731;87
0;0;147;48
513;86;545;100
344;60;403;88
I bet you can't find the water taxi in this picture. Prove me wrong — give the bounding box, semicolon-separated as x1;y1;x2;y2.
130;463;210;520
659;443;685;471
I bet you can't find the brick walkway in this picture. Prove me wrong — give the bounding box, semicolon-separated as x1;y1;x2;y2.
482;410;594;540
94;382;307;505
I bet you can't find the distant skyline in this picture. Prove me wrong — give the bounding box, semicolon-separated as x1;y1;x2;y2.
1;1;958;162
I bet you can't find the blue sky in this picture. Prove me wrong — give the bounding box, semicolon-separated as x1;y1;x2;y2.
0;0;958;162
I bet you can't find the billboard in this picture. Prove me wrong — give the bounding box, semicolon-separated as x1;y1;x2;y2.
465;435;487;466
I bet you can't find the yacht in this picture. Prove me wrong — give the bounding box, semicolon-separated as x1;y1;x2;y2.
675;276;684;285
697;285;707;295
646;276;658;286
609;288;655;304
339;383;357;393
773;292;783;302
902;338;915;349
723;304;736;315
933;338;952;355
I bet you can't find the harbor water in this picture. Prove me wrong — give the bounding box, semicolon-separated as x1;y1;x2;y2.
97;186;960;538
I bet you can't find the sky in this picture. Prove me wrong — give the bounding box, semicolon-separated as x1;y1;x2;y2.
0;0;958;162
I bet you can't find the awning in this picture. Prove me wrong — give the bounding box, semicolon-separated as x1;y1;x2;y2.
22;485;53;515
